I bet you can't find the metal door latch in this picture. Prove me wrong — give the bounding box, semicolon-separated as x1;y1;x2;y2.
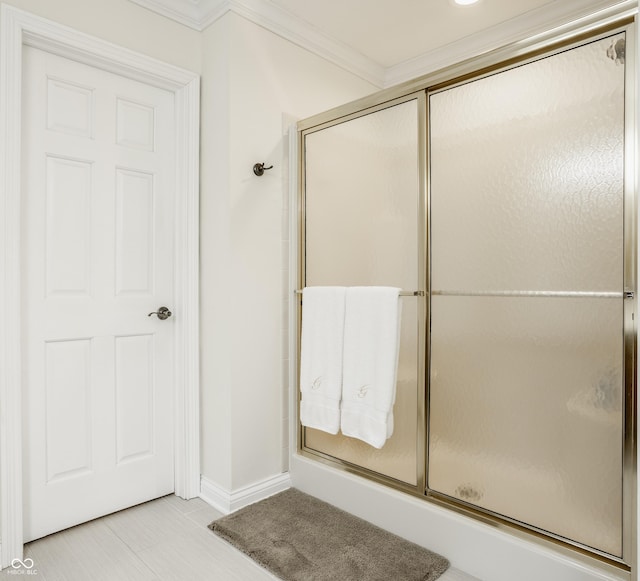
148;306;172;320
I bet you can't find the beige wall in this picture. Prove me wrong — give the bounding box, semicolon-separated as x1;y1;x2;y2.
200;14;233;490
1;0;202;72
199;11;376;491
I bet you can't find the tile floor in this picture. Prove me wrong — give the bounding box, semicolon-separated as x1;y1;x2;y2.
0;495;479;580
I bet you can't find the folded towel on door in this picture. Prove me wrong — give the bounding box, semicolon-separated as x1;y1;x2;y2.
340;287;402;449
299;287;347;434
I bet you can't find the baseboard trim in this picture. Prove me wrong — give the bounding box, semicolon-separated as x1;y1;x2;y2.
200;472;291;515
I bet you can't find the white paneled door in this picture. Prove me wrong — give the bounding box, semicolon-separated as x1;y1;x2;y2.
21;46;176;542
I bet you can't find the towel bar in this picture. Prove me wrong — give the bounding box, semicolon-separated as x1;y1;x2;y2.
294;289;632;299
431;290;629;299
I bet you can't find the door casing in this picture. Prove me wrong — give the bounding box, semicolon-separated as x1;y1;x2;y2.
0;4;201;568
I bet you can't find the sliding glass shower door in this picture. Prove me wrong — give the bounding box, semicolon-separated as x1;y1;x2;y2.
428;32;629;559
302;95;424;486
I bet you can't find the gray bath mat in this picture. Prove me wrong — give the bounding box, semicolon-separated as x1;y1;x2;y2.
208;488;449;581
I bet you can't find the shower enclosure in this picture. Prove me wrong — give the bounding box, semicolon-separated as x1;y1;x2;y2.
296;16;635;571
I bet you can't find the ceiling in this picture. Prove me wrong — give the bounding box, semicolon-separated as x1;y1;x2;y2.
264;0;557;69
129;0;631;86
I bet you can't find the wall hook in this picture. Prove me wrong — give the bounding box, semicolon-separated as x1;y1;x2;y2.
253;162;274;176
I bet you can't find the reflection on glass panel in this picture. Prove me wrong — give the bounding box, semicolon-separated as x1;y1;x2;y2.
430;34;625;293
429;296;623;556
304;99;419;485
428;33;625;558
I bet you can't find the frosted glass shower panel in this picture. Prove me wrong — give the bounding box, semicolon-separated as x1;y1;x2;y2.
430;35;625;292
429;296;623;556
303;99;419;485
428;34;626;558
305;99;419;288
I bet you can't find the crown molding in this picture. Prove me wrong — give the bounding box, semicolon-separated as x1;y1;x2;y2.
384;0;636;87
129;0;634;90
129;0;386;87
225;0;385;87
128;0;218;30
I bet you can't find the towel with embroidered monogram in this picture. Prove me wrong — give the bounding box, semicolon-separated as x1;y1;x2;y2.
340;286;402;448
299;286;347;434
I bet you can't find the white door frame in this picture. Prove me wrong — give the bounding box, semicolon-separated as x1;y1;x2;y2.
0;4;201;567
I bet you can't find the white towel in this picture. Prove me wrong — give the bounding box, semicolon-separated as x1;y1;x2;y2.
340;286;402;448
299;286;346;434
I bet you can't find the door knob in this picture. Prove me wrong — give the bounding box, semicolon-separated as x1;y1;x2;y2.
148;306;172;320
